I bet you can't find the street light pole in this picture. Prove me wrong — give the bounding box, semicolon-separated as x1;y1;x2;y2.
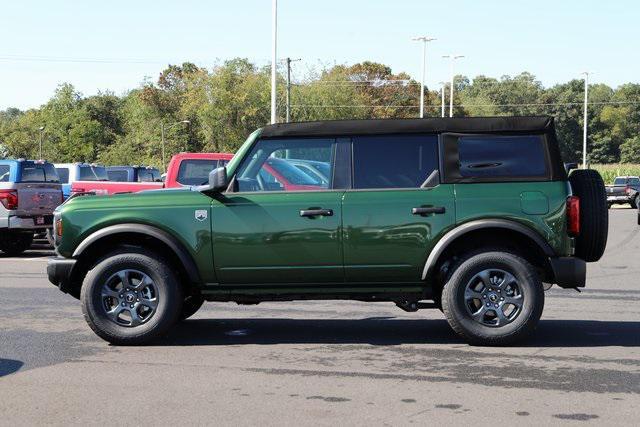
442;54;464;117
438;82;446;118
581;71;592;168
285;57;301;123
160;120;190;172
412;36;436;118
38;126;45;159
270;0;278;124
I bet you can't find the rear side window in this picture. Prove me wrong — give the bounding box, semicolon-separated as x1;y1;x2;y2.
19;162;60;183
458;135;547;178
56;168;69;184
0;165;10;182
352;134;439;189
79;166;108;181
177;160;217;186
137;168;161;182
107;170;129;182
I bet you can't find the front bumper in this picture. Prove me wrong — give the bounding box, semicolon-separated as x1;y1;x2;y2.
47;257;77;295
550;257;586;288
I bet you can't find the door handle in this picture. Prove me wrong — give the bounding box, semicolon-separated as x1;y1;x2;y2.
412;206;446;216
300;208;333;218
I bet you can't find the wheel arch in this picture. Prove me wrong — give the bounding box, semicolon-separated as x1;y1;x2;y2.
69;224;201;296
423;219;556;282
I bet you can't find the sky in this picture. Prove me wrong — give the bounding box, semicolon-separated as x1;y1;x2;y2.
1;0;638;110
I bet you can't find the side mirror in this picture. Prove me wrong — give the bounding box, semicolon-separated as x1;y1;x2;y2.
208;167;228;192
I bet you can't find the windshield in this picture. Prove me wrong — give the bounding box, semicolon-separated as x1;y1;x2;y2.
19;161;60;183
79;165;109;181
266;158;322;185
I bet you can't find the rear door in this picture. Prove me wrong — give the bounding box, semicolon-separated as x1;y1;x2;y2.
15;162;62;218
341;134;455;283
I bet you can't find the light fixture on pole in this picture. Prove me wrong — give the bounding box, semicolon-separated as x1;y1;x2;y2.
581;71;593;169
442;54;464;117
411;36;436;118
160;120;190;172
439;82;446;118
270;0;278;124
38;126;45;159
285;57;301;123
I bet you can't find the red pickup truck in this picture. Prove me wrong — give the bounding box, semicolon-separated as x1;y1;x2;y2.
70;153;233;195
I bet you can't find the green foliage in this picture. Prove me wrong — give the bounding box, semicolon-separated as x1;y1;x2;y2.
592;164;640;184
0;59;638;168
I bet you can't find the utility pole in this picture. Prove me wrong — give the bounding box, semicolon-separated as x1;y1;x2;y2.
442;54;464;117
285;57;301;123
270;0;278;124
581;71;593;168
38;126;45;159
412;36;436;118
439;82;446;118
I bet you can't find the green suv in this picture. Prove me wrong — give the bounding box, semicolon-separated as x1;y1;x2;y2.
47;117;608;346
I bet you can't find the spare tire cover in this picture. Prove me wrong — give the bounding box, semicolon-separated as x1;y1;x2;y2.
569;169;608;262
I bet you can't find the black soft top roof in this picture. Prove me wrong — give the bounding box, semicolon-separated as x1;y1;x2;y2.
260;116;555;138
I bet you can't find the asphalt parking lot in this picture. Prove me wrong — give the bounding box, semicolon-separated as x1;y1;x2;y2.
1;208;639;425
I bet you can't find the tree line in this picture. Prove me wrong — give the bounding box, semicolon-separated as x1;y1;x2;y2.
1;58;639;167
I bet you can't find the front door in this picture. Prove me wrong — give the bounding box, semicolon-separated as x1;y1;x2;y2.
342;134;455;283
211;137;344;284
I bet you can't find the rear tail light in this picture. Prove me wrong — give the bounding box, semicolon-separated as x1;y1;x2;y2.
0;190;18;210
567;196;580;237
625;185;631;195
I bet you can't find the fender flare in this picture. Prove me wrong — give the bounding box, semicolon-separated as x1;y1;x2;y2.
422;219;556;280
72;223;201;283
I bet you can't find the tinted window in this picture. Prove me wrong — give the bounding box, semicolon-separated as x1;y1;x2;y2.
79;165;108;181
19;162;60;183
137;168;161;182
107;170;129;181
0;165;10;182
458;135;547;178
236;138;334;192
353;134;439;189
56;167;69;184
629;178;639;185
177;160;217;186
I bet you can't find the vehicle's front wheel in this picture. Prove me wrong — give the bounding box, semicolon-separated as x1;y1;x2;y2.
0;231;34;255
441;251;544;346
80;249;183;345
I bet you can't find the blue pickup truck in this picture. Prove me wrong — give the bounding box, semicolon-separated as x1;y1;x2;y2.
0;159;63;255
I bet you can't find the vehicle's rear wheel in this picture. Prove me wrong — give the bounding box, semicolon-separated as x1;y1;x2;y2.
80;248;183;345
0;231;34;255
569;169;608;262
632;195;640;209
181;295;205;320
441;251;544;346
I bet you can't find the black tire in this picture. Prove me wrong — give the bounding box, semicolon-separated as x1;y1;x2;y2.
569;169;608;262
441;250;544;346
0;231;34;255
181;295;205;320
80;248;183;345
632;195;640;210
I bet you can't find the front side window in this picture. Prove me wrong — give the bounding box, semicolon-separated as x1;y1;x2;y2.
176;160;218;186
235;138;334;192
352;134;439;189
458;135;547;178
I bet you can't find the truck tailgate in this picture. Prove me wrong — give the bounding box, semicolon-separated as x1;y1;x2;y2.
15;183;62;216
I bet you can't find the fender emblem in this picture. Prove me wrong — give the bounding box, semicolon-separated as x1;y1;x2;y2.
195;210;208;222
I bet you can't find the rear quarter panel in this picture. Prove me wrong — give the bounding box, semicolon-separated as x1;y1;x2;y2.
454;181;572;256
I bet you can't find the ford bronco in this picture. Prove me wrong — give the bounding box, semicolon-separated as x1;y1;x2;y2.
47;117;608;346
